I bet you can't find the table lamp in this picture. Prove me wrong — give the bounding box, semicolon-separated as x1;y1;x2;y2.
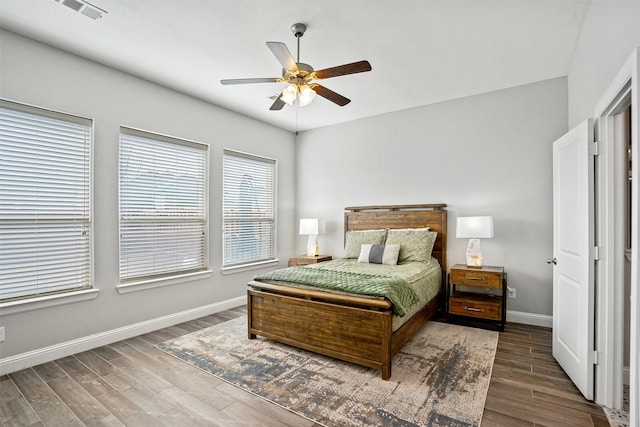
299;218;320;256
456;216;494;267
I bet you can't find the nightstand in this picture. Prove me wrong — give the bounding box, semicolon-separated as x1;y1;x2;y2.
447;264;506;331
288;255;332;267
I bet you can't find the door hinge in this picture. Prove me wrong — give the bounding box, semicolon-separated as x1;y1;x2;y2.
590;350;600;365
589;140;601;156
591;246;600;261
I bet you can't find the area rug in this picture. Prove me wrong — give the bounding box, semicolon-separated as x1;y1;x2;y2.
156;316;498;427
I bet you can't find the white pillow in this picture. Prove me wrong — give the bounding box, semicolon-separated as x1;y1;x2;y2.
358;244;401;265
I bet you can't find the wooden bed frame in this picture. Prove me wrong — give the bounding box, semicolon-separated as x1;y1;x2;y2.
247;204;447;380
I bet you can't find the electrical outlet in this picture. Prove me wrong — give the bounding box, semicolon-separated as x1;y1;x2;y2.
0;326;5;342
508;288;516;299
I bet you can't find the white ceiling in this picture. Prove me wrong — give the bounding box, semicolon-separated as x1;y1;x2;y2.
0;0;592;132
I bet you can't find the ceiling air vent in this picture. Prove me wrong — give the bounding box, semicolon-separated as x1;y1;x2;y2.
54;0;107;20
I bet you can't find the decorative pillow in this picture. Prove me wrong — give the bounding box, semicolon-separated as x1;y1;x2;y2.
384;228;437;264
343;229;387;258
358;244;400;265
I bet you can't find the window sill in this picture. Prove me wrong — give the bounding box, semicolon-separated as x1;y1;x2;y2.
116;269;213;294
0;288;100;315
221;259;280;275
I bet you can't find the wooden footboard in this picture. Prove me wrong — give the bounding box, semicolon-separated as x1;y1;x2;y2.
248;285;394;378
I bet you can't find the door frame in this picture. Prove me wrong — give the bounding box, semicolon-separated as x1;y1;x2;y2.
593;47;638;426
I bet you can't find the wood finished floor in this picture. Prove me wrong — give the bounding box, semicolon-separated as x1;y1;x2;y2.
1;307;610;427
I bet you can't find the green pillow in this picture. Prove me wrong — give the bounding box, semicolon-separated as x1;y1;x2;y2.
385;228;437;264
343;229;387;259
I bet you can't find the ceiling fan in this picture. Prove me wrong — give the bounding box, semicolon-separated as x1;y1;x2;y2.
220;23;372;110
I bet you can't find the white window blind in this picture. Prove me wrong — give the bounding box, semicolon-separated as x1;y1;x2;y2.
119;128;208;282
223;150;276;267
0;100;92;301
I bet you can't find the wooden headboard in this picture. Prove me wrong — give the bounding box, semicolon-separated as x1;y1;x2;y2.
344;204;447;274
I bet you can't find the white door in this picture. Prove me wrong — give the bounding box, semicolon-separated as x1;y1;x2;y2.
551;119;595;400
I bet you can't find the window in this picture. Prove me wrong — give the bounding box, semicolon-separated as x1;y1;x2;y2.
119;128;208;282
223;150;276;267
0;100;92;301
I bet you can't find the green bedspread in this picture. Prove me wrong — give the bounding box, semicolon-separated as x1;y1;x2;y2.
254;266;419;316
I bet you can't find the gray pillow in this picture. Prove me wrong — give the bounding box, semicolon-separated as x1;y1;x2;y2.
358;244;400;265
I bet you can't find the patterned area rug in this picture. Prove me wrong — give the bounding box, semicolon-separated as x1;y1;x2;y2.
156;316;498;427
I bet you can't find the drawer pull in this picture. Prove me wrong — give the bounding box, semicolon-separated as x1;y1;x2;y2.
464;307;484;312
465;275;485;281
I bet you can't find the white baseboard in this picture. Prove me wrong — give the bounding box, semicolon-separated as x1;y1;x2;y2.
506;310;553;328
0;296;245;376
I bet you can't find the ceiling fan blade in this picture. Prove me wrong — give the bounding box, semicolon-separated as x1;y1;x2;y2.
220;78;280;85
314;60;372;79
266;42;298;72
269;93;286;111
312;85;351;106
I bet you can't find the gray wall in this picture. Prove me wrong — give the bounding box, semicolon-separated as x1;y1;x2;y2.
0;30;296;359
295;77;568;317
568;1;640;128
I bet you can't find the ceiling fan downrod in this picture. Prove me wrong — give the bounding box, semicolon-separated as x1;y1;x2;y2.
291;23;306;64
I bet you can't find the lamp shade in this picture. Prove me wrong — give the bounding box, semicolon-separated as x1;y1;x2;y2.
281;84;297;106
456;216;494;239
299;218;319;235
298;85;317;107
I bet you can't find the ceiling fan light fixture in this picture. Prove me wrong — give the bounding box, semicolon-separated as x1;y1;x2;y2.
298;84;316;107
281;84;297;105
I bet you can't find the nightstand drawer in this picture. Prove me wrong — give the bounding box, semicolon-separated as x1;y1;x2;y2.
449;293;502;321
450;269;502;288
